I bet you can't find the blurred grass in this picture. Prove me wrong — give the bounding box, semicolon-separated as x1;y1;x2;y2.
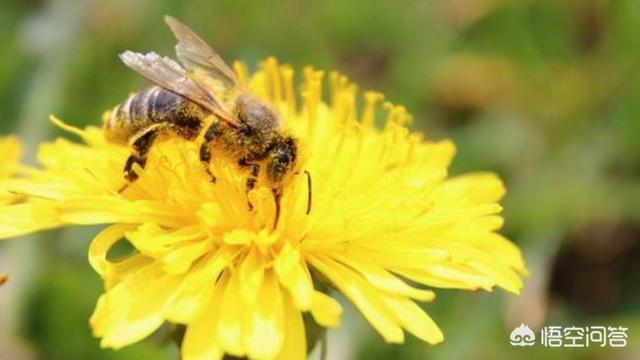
0;0;639;359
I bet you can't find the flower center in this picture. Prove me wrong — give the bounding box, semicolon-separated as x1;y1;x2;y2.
222;229;279;251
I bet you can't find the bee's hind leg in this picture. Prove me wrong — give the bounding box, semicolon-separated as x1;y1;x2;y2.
199;121;221;183
238;158;260;211
118;125;163;193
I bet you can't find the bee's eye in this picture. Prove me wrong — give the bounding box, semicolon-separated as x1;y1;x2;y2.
276;144;295;162
276;152;291;163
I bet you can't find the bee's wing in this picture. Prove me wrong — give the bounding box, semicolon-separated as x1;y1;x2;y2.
119;50;237;125
164;16;239;91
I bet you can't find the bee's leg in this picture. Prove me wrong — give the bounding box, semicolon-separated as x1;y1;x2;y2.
199;121;221;183
119;127;162;192
272;187;282;230
238;158;260;211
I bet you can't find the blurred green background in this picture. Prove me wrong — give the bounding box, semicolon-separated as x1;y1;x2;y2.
1;0;639;359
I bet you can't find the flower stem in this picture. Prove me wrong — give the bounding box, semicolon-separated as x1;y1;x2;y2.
320;331;328;360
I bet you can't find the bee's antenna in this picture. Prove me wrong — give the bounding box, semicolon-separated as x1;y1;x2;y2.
304;170;312;215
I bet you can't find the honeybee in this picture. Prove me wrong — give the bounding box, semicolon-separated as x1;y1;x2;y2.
105;16;309;226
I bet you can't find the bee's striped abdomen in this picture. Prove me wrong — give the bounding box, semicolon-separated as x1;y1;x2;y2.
104;86;207;145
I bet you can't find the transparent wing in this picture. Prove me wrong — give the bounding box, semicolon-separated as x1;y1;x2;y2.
164;16;239;91
119;50;237;125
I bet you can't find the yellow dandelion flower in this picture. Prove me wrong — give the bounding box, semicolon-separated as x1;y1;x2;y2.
0;58;526;359
0;136;23;206
0;136;22;287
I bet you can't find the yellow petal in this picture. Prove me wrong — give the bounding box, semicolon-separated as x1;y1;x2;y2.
88;224;138;277
381;293;443;345
275;293;306;360
238;247;265;303
439;172;505;204
103;254;154;289
126;223;206;257
59;197;184;227
160;239;212;274
0;136;21;173
165;252;228;323
393;264;495;291
181;273;228;360
91;263;180;349
310;291;342;327
222;229;254;245
466;258;524;294
0;202;59;239
333;253;436;301
244;271;285;359
476;233;528;275
307;254;404;343
274;243;313;309
216;273;246;356
4;179;71;201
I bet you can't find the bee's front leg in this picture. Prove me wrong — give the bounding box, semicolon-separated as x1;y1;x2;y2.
272;187;282;230
238;158;260;211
